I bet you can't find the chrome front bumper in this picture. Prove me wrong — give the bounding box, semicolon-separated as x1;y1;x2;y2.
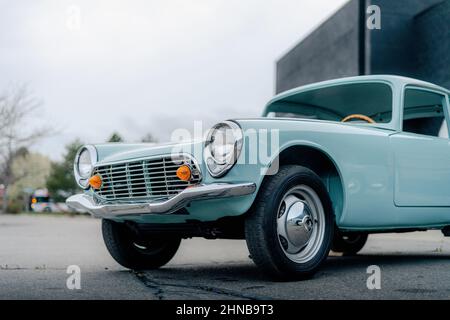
66;183;256;218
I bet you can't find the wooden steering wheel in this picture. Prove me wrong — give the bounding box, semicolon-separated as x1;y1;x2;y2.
341;114;376;124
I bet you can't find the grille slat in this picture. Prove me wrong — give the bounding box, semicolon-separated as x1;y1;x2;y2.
96;165;183;174
99;174;185;185
93;155;201;203
97;166;184;175
100;170;180;182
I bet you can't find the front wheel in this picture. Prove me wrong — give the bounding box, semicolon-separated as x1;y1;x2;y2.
245;165;334;280
102;219;181;270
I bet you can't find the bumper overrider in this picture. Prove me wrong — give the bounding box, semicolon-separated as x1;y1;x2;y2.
66;183;256;218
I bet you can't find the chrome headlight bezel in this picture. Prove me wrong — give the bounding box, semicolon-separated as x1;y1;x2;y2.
204;121;243;178
74;145;98;189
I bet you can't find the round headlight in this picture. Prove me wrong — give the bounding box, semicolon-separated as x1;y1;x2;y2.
78;149;92;178
74;145;97;188
204;121;243;178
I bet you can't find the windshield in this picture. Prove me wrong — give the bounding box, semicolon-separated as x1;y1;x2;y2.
265;82;393;124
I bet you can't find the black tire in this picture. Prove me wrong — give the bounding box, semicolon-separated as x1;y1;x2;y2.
245;165;334;280
331;230;368;255
102;219;181;270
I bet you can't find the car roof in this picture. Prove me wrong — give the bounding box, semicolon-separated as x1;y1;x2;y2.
267;75;450;108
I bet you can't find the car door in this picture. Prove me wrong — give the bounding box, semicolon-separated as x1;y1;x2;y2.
390;87;450;207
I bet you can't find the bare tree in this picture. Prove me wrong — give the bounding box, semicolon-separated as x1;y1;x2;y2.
141;133;158;143
0;85;49;213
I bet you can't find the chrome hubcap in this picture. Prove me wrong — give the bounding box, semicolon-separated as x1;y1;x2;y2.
277;185;325;263
281;198;314;252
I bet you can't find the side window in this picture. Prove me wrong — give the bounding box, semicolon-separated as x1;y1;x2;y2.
403;88;449;138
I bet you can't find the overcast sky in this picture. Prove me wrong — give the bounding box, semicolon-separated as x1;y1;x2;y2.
0;0;347;160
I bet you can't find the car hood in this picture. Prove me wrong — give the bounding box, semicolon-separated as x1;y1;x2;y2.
95;140;204;164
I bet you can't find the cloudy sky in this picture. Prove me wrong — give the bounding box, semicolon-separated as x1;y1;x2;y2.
0;0;347;160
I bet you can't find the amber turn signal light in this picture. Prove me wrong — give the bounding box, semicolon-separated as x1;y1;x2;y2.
88;175;102;189
176;165;192;181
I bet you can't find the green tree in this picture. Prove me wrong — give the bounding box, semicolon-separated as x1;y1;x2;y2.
46;139;83;202
108;132;124;142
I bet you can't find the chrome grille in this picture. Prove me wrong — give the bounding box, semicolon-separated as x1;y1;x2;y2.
92;155;201;203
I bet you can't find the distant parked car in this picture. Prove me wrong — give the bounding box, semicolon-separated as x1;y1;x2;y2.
30;189;58;213
67;75;450;279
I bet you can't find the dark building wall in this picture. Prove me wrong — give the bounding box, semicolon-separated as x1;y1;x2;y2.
414;1;450;89
276;0;450;93
276;0;361;93
367;0;444;77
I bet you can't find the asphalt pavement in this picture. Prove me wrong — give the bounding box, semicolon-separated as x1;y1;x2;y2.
0;214;449;299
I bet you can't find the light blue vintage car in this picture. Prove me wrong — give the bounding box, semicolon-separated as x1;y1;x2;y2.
67;75;450;279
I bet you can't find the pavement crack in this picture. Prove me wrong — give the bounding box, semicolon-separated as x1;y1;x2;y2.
133;271;165;300
133;271;271;300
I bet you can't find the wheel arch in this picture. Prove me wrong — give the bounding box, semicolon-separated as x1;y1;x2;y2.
263;144;345;222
